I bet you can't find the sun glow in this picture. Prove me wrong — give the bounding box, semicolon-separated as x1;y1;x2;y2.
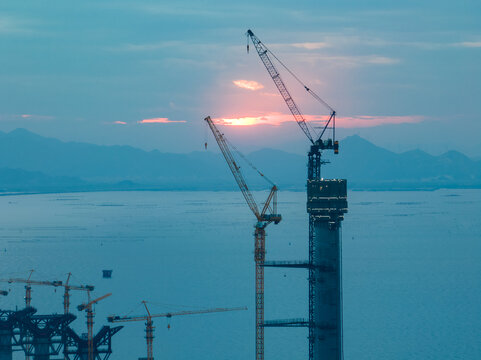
215;113;288;126
214;113;424;128
218;116;265;126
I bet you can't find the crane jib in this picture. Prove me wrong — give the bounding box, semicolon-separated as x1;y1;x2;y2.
204;116;281;224
247;29;337;151
249;32;314;144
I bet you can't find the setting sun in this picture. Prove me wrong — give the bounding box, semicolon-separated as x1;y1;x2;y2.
216;116;267;126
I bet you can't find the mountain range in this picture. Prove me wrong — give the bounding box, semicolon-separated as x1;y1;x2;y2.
0;128;480;193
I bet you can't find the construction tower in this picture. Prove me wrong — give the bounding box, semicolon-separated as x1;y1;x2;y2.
307;170;347;359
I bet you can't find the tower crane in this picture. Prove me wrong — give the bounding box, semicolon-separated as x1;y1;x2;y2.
62;273;95;315
247;30;344;360
1;270;62;307
108;301;247;360
246;29;338;180
204;116;281;360
0;271;94;313
1;271;95;360
77;291;112;360
61;273;94;360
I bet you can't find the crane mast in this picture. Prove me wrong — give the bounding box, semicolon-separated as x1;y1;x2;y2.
62;273;95;315
78;291;112;360
63;273;94;360
204;116;281;360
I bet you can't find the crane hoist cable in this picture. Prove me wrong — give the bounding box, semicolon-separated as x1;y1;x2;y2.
225;137;276;187
246;29;335;112
263;45;334;113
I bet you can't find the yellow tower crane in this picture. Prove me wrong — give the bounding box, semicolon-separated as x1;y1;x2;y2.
1;271;94;313
1;271;95;360
60;273;94;359
204;116;281;360
77;291;112;360
61;272;95;314
108;302;247;360
1;270;62;307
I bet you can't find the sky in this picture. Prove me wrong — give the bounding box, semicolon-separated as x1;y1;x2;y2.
0;0;480;156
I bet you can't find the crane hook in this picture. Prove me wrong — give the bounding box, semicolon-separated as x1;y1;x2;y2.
204;119;208;150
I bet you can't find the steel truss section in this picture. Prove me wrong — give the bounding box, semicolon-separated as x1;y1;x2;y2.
63;325;123;360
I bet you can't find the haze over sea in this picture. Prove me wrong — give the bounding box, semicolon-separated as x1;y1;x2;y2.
1;190;480;360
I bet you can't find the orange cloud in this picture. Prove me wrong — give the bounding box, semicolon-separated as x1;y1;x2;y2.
138;117;186;124
113;121;127;125
214;113;423;128
233;80;264;91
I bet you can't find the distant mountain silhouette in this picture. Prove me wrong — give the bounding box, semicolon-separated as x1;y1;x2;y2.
0;129;480;193
321;135;481;188
0;167;85;192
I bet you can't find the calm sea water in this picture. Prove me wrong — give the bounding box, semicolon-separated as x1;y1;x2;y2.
0;190;480;360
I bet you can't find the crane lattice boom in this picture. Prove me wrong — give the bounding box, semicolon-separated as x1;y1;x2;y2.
204;116;261;219
246;29;338;152
108;306;247;323
78;292;112;311
247;30;314;144
3;278;62;287
204;116;280;224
